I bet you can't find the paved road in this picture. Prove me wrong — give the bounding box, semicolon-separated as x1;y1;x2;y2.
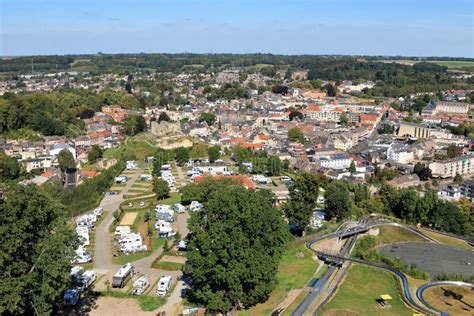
93;170;141;272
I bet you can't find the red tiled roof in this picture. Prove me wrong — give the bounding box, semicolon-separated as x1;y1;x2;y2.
194;175;255;189
307;104;321;112
258;134;271;140
332;107;344;113
82;170;100;178
41;170;53;178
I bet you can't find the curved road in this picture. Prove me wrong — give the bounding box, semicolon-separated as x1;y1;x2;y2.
290;218;472;316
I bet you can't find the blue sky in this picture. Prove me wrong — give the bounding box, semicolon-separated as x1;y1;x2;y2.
1;0;473;57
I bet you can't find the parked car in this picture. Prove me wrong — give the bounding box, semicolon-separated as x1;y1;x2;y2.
64;289;80;306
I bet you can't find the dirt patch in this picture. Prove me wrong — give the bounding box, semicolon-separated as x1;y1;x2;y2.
313;237;337;252
423;285;474;316
161;255;187;264
138;221;151;249
120;212;138;226
368;228;380;236
89;296;153;316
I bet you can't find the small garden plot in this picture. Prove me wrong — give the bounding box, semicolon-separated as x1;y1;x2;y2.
120;212;138;226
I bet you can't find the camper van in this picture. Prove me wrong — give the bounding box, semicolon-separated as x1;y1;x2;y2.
156;275;172;296
155;220;176;238
115;176;128;184
190;201;203;212
93;207;104;217
140;174;152;182
172;203;186;214
132;276;151;295
70;266;84;285
75;245;92;264
77;270;97;291
155;205;174;222
115;226;131;238
112;263;134;288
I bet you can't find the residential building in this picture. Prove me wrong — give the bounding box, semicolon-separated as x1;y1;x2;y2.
429;156;474;178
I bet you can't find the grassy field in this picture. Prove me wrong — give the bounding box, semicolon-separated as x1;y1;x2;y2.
104;137;156;161
422;230;472;251
239;243;318;315
371;226;427;245
321;265;413;316
423;285;474;315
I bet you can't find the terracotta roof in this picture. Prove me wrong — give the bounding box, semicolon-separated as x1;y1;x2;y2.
40;170;53;178
332;107;344;113
194;175;255;189
258;134;271;140
307;104;321;112
82;170;100;178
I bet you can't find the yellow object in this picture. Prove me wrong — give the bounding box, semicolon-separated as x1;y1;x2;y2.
380;294;393;300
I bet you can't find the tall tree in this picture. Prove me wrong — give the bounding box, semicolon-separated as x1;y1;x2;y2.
158;112;171;123
174;147;191;166
190;143;208;160
185;184;287;312
123;113;146;136
0;151;20;180
287;126;305;143
0;184;77;315
348;161;356;174
199;112;216;126
284;172;320;234
324;181;351;220
57;149;75;171
324;83;337;97
87;145;103;164
152;177;170;200
207;145;221;163
267;155;282;176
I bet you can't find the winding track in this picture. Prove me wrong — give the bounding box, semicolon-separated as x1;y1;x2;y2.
290;218;473;316
416;281;474;313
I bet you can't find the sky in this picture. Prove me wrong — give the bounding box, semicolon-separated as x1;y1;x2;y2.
1;0;473;57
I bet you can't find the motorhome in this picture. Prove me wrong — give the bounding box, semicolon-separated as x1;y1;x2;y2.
112;263;134;288
140;174;152;181
177;240;187;251
155;205;174;222
172;203;186;214
132;276;151;295
77;270;97;291
93;207;104;217
75;245;92;264
115;226;131;238
156;275;172;296
70;266;84;285
115;176;128;184
161;164;172;171
252;174;271;185
155;220;176;238
126;160;138;170
75;216;93;229
190;201;203;212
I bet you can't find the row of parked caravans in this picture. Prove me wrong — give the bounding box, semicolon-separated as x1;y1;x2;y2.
160;166;177;191
112;263;172;297
114;226;147;254
74;207;104;263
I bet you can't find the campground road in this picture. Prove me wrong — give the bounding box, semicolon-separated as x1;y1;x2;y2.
93;169;141;272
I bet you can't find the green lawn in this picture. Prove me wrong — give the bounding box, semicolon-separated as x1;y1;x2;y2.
136;296;166;311
371;226;427;245
103;137;156;161
321;265;413;316
239;243;318;315
112;238;166;265
151;261;183;270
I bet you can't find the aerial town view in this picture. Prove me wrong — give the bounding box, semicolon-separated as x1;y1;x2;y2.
0;1;473;315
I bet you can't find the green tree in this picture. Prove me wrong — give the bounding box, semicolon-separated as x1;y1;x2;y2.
413;162;424;175
153;177;170;200
87;145;103;163
288;126;305;143
158;112;171;123
0;151;20;181
199;112;216;126
348;161;356;174
447;144;463;158
185;184;287;312
339;112;349;125
231;145;252;163
57;148;75;171
174;147;191;166
324;83;337;97
324;181;351;220
284;172;320;234
123;113;146;136
190;143;208;160
0;184;77;315
207;145;221;163
453;173;463;184
267;155;282;176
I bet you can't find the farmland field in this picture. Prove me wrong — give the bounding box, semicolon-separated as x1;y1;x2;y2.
379;59;474;69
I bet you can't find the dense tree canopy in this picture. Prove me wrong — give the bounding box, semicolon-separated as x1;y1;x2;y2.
0;151;20;181
0;184;77;315
123;113;146;136
152;177;170;200
57;149;75;171
87;144;103;163
287;126;305;143
324;181;352;220
284;172;321;234
185;182;287;312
